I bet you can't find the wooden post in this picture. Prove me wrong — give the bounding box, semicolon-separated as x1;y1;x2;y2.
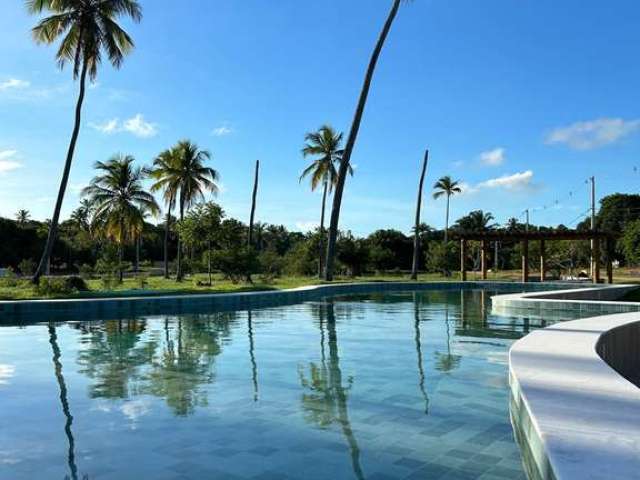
481;239;488;280
606;236;614;284
540;239;546;282
593;236;601;284
460;239;467;281
522;239;529;283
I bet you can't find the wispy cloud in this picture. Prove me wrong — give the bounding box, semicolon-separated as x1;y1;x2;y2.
211;123;234;137
546;118;640;150
0;78;30;91
479;147;505;166
462;170;535;195
89;114;158;138
0;150;22;175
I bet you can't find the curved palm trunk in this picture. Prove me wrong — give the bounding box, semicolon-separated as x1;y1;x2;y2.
48;325;79;480
163;207;172;279
33;61;89;283
247;310;259;402
444;194;450;243
324;0;402;281
411;150;429;280
413;293;429;413
248;160;259;247
318;181;328;279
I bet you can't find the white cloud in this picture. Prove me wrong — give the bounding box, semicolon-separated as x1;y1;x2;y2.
0;78;29;91
296;221;319;232
478;170;534;190
0;364;15;385
211;124;234;137
89;114;158;138
89;118;119;134
546;118;640;150
479;147;505;166
123;114;157;138
0;150;22;174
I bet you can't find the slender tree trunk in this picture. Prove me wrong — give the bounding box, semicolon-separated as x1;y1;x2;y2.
248;160;259;247
135;234;140;273
48;325;78;480
444;194;450;243
163;207;172;279
208;240;212;285
33;61;89;283
324;0;402;281
176;200;185;281
318;181;328;279
411;150;429;280
118;243;124;283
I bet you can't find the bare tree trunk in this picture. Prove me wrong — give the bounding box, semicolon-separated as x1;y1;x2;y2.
208;239;213;286
248;160;259;247
34;61;89;283
118;243;124;283
324;0;402;281
318;181;328;279
176;200;185;281
135;234;140;273
411;150;429;280
163;207;172;279
444;194;450;243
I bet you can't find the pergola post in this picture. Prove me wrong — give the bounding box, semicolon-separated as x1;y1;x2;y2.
606;236;614;284
593;236;601;284
522;239;529;283
460;239;467;281
540;239;546;282
481;240;488;280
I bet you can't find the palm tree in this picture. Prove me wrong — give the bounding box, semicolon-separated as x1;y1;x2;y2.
149;147;180;279
432;176;462;243
154;141;219;281
15;209;31;225
300;125;350;278
411;150;429;280
70;199;93;232
28;0;142;283
324;0;411;281
83;154;159;282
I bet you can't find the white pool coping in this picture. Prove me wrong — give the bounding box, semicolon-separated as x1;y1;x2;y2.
509;312;640;480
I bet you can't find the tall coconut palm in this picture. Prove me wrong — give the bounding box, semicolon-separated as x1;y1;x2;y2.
153;141;219;281
300;125;351;278
324;0;412;281
149;148;180;278
15;209;31;225
432;176;462;243
83;154;159;282
28;0;142;283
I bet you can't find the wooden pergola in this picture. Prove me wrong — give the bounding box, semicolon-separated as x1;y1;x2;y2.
454;230;618;284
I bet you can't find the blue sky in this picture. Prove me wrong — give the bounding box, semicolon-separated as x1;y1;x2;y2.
1;0;640;235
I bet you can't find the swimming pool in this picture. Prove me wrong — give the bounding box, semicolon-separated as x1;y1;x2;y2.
0;289;585;480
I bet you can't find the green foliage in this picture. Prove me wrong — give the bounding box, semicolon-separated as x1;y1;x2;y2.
621;220;640;266
95;246;124;288
36;276;88;296
425;241;459;274
212;247;259;283
283;240;318;276
135;274;149;289
78;263;95;280
17;258;36;277
0;267;18;287
258;248;286;282
337;233;369;276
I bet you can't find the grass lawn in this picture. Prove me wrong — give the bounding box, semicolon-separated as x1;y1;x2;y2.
1;268;637;301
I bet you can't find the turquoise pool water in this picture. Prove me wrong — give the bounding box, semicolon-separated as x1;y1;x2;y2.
0;289;581;480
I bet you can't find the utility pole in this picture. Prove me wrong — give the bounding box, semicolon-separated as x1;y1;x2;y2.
525;209;530;232
590;176;596;279
494;240;499;272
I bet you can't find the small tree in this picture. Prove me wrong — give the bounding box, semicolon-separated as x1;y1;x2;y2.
621;220;640;266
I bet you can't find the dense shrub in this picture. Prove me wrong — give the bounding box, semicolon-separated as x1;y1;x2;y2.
425;241;458;275
258;248;285;280
37;276;88;296
212;247;259;283
17;259;36;277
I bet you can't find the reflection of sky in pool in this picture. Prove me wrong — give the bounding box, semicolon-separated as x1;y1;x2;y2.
0;289;586;480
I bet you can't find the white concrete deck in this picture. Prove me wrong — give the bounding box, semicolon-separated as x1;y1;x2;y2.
509;312;640;479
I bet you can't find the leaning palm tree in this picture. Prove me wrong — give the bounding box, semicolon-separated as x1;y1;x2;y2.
432;176;462;243
15;209;31;225
28;0;142;283
149;147;181;279
162;141;219;281
83;154;159;282
300;125;351;278
324;0;412;281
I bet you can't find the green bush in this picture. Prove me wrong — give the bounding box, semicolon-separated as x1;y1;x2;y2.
18;259;36;277
135;274;149;289
78;263;94;280
0;267;18;287
212;246;259;283
283;241;317;276
425;241;459;275
37;276;88;296
259;248;285;280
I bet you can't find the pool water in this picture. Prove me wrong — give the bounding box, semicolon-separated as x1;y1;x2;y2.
0;290;581;480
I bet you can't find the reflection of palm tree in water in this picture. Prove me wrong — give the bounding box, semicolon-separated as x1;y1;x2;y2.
48;324;79;480
247;310;259;402
434;306;461;373
412;293;430;414
298;302;365;480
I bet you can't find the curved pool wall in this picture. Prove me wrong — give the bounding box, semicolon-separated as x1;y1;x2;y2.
508;303;640;479
0;280;595;325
